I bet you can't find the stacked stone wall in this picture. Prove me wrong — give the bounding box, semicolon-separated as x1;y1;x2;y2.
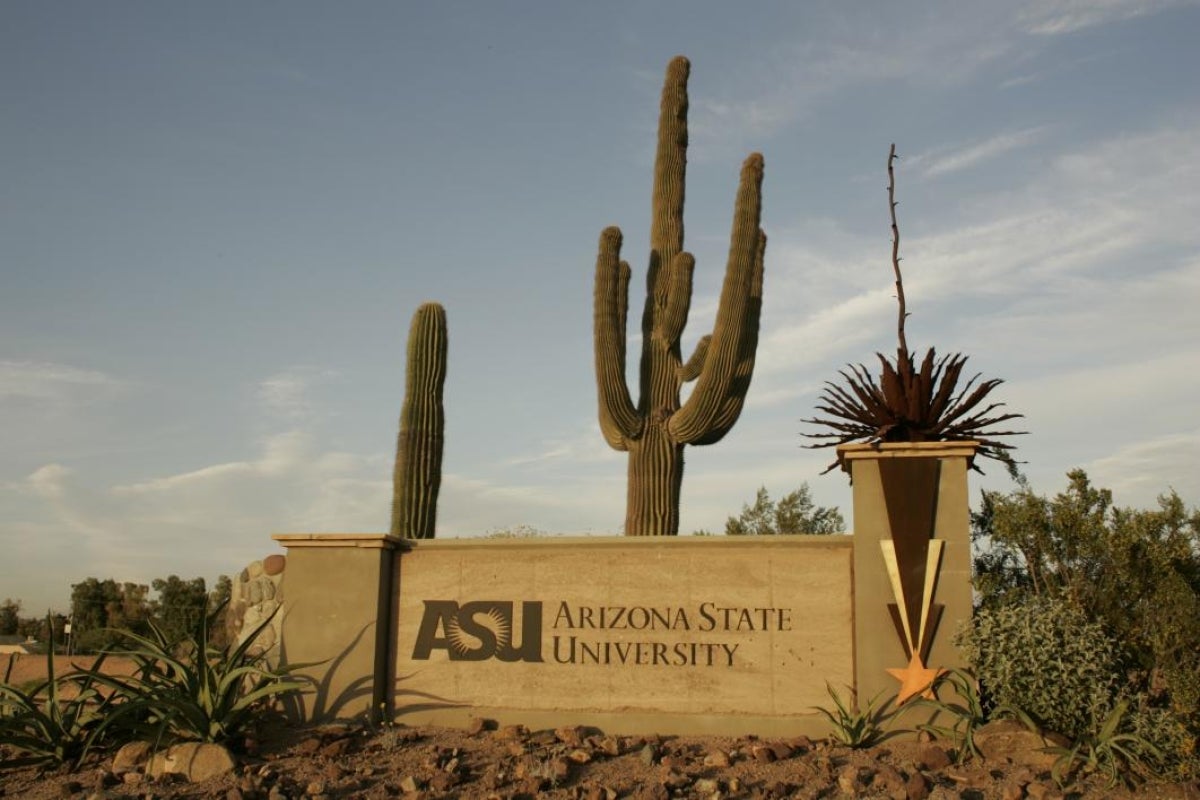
225;553;285;659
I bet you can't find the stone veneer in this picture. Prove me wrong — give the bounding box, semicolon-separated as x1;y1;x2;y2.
225;553;286;658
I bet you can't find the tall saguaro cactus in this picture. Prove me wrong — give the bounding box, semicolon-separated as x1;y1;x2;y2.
391;302;448;539
594;56;766;536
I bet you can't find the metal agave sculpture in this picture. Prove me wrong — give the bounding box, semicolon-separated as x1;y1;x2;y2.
804;145;1024;471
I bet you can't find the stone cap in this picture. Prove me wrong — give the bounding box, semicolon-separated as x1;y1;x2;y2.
835;440;980;474
271;533;404;550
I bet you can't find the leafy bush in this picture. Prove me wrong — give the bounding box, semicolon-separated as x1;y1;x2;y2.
1127;704;1199;781
958;598;1119;741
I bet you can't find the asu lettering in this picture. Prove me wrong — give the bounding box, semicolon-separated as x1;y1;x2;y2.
411;600;543;663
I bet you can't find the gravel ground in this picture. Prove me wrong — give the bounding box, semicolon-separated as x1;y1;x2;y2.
3;717;1198;800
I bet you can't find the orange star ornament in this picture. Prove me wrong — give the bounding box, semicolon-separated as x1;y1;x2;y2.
886;652;944;704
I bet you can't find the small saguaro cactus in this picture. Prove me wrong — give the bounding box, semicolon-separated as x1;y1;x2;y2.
593;56;767;536
390;302;448;539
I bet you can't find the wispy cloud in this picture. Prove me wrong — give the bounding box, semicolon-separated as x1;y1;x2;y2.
503;421;622;467
907;128;1048;177
1084;429;1200;506
0;360;123;404
255;367;338;421
1018;0;1195;35
688;31;1010;155
684;2;1191;156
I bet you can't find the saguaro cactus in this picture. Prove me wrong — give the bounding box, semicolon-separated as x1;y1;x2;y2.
594;56;766;536
390;302;447;539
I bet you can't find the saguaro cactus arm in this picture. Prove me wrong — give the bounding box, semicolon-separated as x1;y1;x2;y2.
679;335;710;382
668;153;766;445
390;302;447;539
594;227;639;450
649;56;689;288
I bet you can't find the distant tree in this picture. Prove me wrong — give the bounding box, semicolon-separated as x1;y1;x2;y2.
17;615;43;640
71;578;121;651
485;525;548;539
208;575;233;649
725;484;845;536
69;578;150;651
0;598;20;635
150;575;208;645
107;582;151;638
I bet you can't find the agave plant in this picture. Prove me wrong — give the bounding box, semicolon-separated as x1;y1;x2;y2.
0;617;119;769
1048;699;1162;788
804;145;1023;471
93;602;310;746
811;683;899;748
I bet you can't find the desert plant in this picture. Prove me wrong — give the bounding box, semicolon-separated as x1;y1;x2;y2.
1127;703;1199;782
811;683;896;748
390;302;448;540
804;145;1022;470
913;668;988;763
94;603;308;746
958;597;1120;741
0;618;118;769
1048;699;1161;788
593;55;766;536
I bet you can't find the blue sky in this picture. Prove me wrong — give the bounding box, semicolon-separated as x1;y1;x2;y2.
3;1;1199;614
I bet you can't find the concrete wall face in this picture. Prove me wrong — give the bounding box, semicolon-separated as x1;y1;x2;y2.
274;534;399;721
391;536;853;736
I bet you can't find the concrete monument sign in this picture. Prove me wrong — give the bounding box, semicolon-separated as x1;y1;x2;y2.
273;441;978;737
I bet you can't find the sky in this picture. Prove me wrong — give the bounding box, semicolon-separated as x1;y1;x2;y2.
3;1;1199;615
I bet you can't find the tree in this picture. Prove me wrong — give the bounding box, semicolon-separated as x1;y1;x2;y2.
16;615;43;640
70;577;121;651
725;484;845;536
69;578;151;652
207;574;233;649
0;598;20;635
150;575;208;645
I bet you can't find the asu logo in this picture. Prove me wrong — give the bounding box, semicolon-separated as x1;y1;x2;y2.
411;600;544;662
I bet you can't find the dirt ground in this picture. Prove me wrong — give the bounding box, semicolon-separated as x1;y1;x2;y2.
3;715;1199;800
2;654;139;687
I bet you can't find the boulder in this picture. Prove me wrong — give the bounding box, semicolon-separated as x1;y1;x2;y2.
146;742;237;783
111;741;154;775
974;719;1067;770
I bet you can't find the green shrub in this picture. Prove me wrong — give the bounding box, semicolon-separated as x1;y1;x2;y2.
1127;703;1200;782
958;598;1119;740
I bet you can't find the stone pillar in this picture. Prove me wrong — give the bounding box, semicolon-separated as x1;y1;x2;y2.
271;533;401;723
838;442;977;709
